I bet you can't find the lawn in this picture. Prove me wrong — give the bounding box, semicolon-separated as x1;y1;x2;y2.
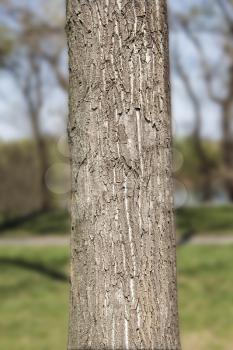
0;209;70;237
178;245;233;350
0;245;232;349
176;205;233;235
0;247;69;350
1;205;233;237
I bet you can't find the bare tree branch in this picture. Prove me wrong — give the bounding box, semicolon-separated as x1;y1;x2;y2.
173;43;216;200
176;17;224;104
42;52;68;91
216;0;233;29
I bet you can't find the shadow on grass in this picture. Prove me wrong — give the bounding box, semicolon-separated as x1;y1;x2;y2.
0;257;69;282
0;209;70;235
176;206;233;234
2;206;233;238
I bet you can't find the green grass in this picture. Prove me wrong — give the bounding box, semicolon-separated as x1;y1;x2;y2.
0;245;233;349
1;205;233;237
178;245;233;349
0;247;69;350
18;210;70;235
177;206;233;234
0;209;70;236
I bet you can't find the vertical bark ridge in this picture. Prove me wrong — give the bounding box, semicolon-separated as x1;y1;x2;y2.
67;0;181;349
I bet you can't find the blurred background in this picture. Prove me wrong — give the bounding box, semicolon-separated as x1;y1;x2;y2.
0;0;232;349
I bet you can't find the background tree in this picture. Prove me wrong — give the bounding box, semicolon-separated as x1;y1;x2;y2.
0;0;68;210
67;0;181;349
172;47;215;200
171;0;233;201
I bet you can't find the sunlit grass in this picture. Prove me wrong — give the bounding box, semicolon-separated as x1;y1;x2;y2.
0;245;233;349
177;245;233;349
0;247;69;350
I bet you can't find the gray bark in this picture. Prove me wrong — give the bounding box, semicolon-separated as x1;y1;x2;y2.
66;1;181;349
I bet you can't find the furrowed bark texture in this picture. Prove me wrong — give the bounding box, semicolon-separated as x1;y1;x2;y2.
67;0;181;349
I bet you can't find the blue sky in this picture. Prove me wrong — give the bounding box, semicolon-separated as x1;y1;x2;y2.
0;71;68;140
0;0;223;141
171;31;222;139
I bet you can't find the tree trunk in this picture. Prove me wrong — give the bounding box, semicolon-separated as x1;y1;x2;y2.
222;66;233;201
29;108;51;211
67;1;181;349
35;135;51;211
26;56;52;211
174;51;213;201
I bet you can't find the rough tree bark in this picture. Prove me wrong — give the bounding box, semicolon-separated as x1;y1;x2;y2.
67;1;181;349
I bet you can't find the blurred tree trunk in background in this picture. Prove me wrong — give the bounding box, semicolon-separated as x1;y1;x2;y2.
67;0;181;349
222;65;233;201
173;1;233;201
28;109;51;211
220;3;233;200
24;54;51;211
0;1;68;213
174;50;214;201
